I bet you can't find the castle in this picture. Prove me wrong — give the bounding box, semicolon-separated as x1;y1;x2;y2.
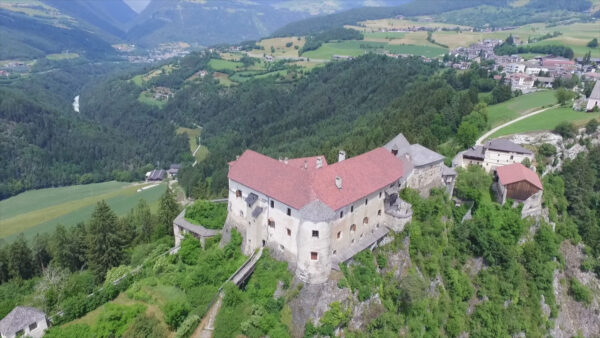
223;133;455;284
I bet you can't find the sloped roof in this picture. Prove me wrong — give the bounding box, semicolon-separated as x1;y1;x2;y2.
589;81;600;100
463;145;485;160
0;306;46;336
383;133;410;152
384;133;445;167
485;139;533;155
228;148;405;211
496;163;543;190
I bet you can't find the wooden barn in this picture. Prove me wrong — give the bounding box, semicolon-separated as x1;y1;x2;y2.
496;163;543;204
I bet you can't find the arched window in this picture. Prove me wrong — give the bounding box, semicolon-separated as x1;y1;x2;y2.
350;224;356;233
363;217;369;224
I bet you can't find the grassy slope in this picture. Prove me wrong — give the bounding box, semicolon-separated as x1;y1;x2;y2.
302;40;446;59
487;90;556;127
208;59;242;71
0;181;166;241
490;107;600;137
176;127;209;162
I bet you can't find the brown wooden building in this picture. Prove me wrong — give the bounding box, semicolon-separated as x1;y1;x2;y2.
496;163;543;204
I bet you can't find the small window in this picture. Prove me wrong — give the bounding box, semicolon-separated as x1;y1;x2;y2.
268;218;275;227
287;208;291;216
510;155;514;160
311;252;318;260
270;200;274;208
365;198;368;205
379;191;382;198
351;239;355;244
340;211;343;218
350;224;356;233
337;231;341;239
29;322;38;331
287;228;291;236
236;189;242;198
333;250;337;255
360;233;363;238
239;210;244;217
312;230;319;238
363;217;369;224
280;244;284;251
378;209;382;216
351;205;354;213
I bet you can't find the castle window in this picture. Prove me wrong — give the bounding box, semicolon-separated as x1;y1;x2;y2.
379;191;382;198
510;155;514;160
351;205;354;213
280;244;284;251
351;239;355;244
287;228;291;236
350;224;356;233
287;208;291;216
363;217;369;224
311;252;318;260
268;218;275;227
270;200;274;208
340;211;343;218
378;209;382;216
333;250;337;255
365;198;368;205
239;210;244;217
337;231;341;239
236;189;242;198
312;230;319;238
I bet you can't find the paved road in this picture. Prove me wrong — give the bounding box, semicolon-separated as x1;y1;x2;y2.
476;105;558;145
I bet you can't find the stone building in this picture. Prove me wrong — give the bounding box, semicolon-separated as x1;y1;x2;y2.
383;133;456;196
586;80;600;111
495;163;543;218
0;307;48;338
459;138;534;172
226;147;413;283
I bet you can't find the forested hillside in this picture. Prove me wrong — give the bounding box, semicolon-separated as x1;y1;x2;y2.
0;59;188;199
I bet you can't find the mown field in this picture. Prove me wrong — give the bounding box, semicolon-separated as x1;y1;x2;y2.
487;90;557;127
302;40;446;59
253;37;305;58
490;107;600;137
0;181;167;242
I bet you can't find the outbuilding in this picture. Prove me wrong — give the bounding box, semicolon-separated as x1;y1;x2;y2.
0;306;48;338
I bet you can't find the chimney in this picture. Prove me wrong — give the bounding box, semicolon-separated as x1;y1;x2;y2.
316;156;323;169
236;155;240;160
338;150;346;162
335;176;342;189
284;157;288;164
304;160;308;169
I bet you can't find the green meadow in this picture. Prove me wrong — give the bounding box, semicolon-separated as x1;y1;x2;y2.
302;40;446;60
208;58;243;71
0;181;167;242
490;107;600;138
486;90;557;127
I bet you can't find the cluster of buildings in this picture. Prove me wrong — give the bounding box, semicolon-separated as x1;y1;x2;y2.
145;164;180;182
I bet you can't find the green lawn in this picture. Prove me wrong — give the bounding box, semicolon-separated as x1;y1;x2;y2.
137;91;167;108
490;107;600;138
364;31;407;40
302;40;446;59
208;58;242;71
46;53;79;60
487;90;556;127
0;181;167;242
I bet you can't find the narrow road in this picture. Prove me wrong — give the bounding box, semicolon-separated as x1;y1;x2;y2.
476;105;559;145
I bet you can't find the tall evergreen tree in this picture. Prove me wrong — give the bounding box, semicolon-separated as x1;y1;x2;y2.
0;245;9;283
86;201;124;282
8;234;35;280
157;187;180;237
134;199;154;243
32;233;52;272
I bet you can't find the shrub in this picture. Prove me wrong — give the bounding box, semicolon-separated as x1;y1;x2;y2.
174;314;201;338
538;143;557;157
569;278;592;305
554;122;577;139
123;314;167;338
185;201;227;229
163;299;192;329
585;118;599;134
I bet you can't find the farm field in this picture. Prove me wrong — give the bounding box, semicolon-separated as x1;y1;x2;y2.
487;90;557;127
132;64;177;86
0;181;167;242
302;40;446;59
208;58;242;71
137;90;167;107
46;52;79;60
490;107;600;138
352;18;469;32
253;37;305;58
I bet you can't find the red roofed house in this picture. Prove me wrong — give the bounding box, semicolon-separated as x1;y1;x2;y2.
226;147;413;283
496;163;543;218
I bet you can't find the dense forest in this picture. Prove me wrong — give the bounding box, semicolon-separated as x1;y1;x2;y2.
0;58;188;199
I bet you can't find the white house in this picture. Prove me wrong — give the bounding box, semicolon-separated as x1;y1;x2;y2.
587;81;600;111
0;307;48;338
226;147;413;284
505;63;526;73
510;73;535;90
525;67;547;75
460;138;534;172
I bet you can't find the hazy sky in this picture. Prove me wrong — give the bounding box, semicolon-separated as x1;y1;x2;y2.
123;0;151;13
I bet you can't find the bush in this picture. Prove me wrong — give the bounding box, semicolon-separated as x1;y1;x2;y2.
123;314;167;338
554;122;577;139
163;299;192;329
585;118;598;134
569;278;592;305
538;143;557;157
175;314;201;338
185;200;227;229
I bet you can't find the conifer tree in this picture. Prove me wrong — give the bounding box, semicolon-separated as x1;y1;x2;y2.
134;199;154;243
157;187;180;236
86;200;124;282
9;234;35;280
32;233;52;271
0;245;9;283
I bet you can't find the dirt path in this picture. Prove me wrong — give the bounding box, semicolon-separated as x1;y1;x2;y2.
191;292;223;338
476;105;558;145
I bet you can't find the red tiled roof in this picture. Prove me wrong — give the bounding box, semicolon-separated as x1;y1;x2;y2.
496;163;543;190
228;148;405;211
